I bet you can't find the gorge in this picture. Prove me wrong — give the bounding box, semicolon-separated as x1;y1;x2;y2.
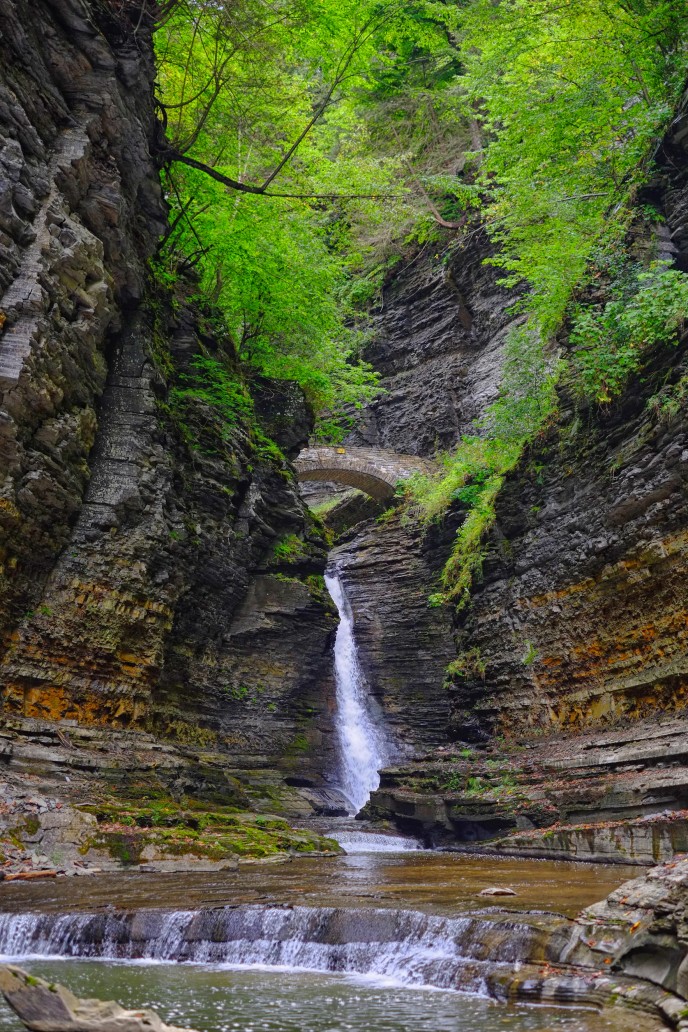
1;0;688;1030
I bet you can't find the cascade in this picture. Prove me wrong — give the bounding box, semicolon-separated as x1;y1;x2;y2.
325;569;397;814
0;905;538;993
331;830;421;852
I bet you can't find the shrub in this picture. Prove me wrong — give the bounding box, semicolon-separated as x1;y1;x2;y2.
571;261;688;402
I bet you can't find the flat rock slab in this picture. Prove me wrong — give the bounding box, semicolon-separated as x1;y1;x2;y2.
0;965;198;1032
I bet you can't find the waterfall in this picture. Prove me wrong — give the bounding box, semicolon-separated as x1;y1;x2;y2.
325;570;396;813
331;830;421;853
0;905;539;993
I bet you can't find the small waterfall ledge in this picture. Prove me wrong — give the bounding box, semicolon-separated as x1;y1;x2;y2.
326;570;397;814
330;830;421;853
0;905;679;1026
0;905;543;993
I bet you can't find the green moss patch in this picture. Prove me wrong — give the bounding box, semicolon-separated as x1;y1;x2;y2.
78;800;339;864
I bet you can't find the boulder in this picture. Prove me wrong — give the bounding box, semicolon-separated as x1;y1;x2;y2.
0;965;198;1032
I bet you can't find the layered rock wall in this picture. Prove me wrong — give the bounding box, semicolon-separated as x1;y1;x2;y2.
330;85;688;862
346;234;518;456
332;514;455;754
358;86;688;855
449;352;688;741
0;0;166;647
447;97;688;741
0;0;338;805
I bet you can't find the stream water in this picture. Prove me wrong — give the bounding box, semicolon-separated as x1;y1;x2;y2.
0;959;639;1032
0;852;643;1031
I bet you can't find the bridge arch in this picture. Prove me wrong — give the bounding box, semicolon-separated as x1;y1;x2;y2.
294;447;435;501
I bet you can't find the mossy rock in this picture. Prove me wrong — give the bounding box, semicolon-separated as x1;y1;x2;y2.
77;797;340;864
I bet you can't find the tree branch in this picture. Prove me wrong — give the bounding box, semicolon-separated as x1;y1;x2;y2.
258;12;383;192
163;147;401;199
156;1;405;201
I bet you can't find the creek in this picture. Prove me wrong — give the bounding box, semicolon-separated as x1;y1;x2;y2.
0;851;641;1031
0;959;638;1032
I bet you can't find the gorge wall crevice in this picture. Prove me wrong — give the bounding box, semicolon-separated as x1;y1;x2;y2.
306;220;526;759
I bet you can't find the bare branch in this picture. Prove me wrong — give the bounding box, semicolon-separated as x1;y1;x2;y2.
164;147;401;198
390;125;464;229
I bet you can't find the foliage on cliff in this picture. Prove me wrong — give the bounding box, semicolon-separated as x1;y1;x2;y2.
152;0;492;436
153;0;447;436
152;0;688;596
400;0;688;607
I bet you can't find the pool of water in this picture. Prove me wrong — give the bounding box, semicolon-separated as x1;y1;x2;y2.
0;960;648;1032
0;852;647;1031
0;851;640;919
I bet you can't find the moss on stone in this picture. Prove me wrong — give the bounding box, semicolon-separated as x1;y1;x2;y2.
271;534;309;564
22;815;40;836
163;720;218;748
77;798;340;864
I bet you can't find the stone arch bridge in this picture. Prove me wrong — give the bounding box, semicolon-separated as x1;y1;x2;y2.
294;446;437;501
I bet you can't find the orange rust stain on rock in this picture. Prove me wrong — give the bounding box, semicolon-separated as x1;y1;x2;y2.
5;682;150;727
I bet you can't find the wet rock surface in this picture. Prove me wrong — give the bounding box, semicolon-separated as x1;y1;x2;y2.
0;964;197;1032
332;513;456;754
571;854;688;1005
497;854;688;1028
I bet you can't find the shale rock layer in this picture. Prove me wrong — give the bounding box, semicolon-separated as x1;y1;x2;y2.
0;0;338;807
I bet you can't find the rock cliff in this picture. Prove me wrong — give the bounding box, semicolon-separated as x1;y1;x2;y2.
331;514;455;755
0;0;339;826
346;232;518;457
441;91;688;742
359;85;688;856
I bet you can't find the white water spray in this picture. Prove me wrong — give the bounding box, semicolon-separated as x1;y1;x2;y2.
0;905;531;994
331;830;421;853
326;569;396;813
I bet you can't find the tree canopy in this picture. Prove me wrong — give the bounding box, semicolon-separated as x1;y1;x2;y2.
152;0;688;449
